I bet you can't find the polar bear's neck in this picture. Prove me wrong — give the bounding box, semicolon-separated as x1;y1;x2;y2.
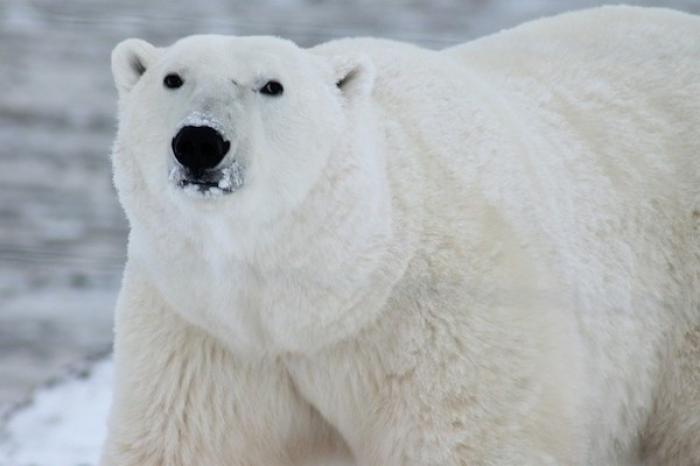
235;111;419;354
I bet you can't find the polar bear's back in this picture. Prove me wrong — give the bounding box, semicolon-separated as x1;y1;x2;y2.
445;6;700;177
446;5;700;163
444;5;700;270
450;6;700;311
447;6;700;95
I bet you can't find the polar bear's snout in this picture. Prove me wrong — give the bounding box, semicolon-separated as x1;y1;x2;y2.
168;118;245;197
172;125;230;171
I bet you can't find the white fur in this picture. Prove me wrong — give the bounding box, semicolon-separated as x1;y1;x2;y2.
101;6;700;466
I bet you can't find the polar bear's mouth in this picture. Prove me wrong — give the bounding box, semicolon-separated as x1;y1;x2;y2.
169;161;245;198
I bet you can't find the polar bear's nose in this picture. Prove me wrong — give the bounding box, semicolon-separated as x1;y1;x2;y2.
172;125;230;171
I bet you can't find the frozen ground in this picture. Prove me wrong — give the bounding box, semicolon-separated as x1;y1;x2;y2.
0;359;112;466
1;0;699;464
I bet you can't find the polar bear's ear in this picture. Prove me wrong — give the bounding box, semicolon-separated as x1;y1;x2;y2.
331;55;375;99
111;38;159;96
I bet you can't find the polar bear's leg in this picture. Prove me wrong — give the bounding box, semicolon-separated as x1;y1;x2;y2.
640;325;700;466
100;265;350;466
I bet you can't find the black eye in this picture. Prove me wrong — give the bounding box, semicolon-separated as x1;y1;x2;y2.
260;80;283;96
163;73;183;89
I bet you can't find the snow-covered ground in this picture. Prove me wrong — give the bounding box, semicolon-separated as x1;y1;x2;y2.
1;0;699;465
0;359;112;466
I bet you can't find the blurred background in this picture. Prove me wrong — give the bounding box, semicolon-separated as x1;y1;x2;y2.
0;0;698;464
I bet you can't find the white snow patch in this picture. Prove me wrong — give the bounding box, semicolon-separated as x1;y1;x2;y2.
218;168;233;190
0;359;113;466
182;182;226;199
178;111;228;136
219;161;245;191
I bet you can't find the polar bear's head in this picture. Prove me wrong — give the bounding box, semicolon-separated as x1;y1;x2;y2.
111;35;375;230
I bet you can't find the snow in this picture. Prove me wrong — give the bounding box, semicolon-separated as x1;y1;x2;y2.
0;359;113;466
179;111;228;136
219;163;245;191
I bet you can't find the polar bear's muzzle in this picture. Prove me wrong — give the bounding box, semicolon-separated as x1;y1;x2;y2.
168;115;245;197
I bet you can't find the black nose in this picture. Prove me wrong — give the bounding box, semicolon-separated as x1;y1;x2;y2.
172;125;230;171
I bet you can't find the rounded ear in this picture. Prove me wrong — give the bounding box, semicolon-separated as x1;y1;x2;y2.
330;54;375;99
111;38;159;96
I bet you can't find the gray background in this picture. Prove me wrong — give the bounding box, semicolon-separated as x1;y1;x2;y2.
1;0;699;417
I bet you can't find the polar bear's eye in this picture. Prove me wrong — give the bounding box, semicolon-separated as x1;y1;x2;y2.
260;80;284;96
163;73;184;89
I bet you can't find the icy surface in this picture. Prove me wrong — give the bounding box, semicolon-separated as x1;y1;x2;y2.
0;359;113;466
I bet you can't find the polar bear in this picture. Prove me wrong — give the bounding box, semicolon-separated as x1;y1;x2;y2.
101;6;700;466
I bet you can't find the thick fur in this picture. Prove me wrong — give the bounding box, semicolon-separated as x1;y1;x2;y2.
101;6;700;466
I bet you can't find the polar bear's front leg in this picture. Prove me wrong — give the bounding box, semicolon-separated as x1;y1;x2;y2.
100;264;346;466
